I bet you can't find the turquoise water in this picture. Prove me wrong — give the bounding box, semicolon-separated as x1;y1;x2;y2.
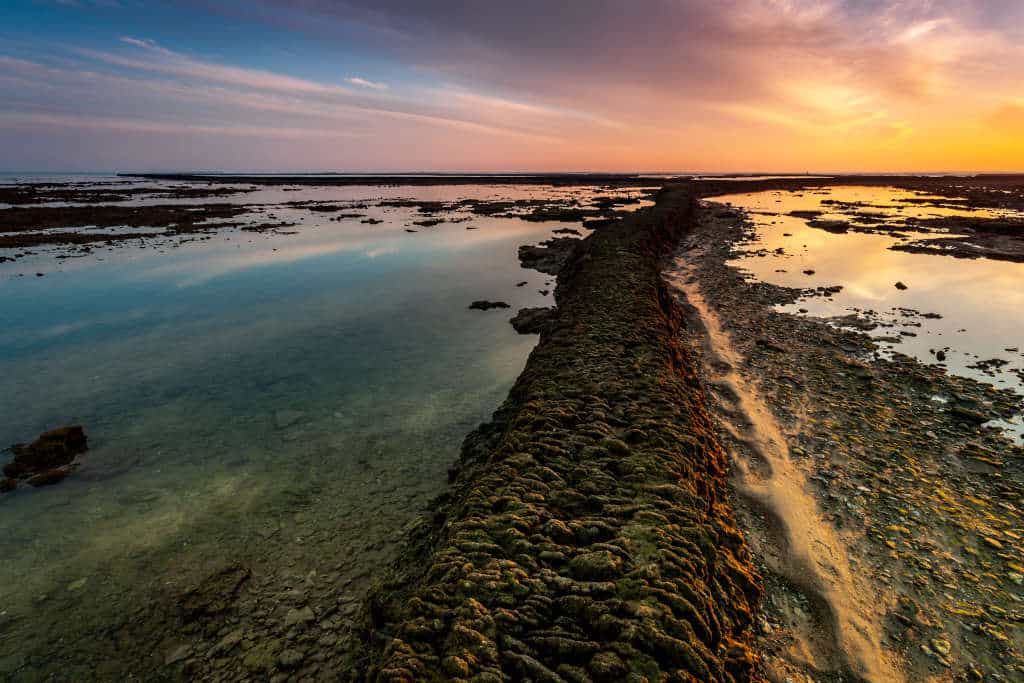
0;181;646;674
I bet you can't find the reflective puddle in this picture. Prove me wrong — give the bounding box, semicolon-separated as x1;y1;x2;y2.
714;186;1024;438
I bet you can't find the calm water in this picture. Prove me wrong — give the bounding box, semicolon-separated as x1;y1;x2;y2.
714;186;1024;438
0;179;651;672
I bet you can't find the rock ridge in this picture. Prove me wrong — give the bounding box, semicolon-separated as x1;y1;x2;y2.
351;186;763;682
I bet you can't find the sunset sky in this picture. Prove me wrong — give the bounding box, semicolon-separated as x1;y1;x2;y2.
2;0;1023;173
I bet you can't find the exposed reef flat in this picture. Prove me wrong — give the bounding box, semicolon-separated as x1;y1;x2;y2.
0;183;652;259
0;203;298;253
669;201;1024;682
0;183;256;206
349;187;763;681
119;173;664;188
689;176;1024;264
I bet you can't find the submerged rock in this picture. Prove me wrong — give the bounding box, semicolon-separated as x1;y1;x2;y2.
27;468;71;488
177;563;251;622
3;425;87;486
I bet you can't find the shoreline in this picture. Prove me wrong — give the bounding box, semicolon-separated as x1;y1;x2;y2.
350;186;764;680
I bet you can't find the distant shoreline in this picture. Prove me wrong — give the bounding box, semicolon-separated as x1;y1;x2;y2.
118;172;667;187
119;171;1024;189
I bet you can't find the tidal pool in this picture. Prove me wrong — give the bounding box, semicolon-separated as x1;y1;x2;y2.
0;179;651;674
714;186;1024;438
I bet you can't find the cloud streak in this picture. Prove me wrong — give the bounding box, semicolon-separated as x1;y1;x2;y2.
347;77;387;90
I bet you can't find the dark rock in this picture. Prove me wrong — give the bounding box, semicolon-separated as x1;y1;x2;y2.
948;405;989;425
895;281;908;290
582;218;618;229
518;237;579;275
4;426;87;486
510;307;554;334
807;219;850;233
469;300;511;311
0;478;16;493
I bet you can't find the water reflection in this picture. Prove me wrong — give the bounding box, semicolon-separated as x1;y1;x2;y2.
716;186;1024;435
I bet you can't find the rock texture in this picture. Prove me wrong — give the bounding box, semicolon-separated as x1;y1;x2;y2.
352;186;762;682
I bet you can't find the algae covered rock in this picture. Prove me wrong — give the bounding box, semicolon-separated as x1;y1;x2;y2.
3;425;87;487
351;188;763;682
569;550;624;581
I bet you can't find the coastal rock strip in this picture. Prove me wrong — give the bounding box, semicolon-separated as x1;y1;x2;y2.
352;187;763;682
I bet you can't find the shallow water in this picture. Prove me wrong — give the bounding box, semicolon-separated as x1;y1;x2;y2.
0;179;651;672
713;186;1024;438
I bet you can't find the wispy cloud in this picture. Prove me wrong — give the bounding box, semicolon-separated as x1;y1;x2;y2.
80;38;357;96
0;112;362;139
347;76;387;90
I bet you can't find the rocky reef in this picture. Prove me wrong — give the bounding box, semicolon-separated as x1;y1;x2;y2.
351;187;763;681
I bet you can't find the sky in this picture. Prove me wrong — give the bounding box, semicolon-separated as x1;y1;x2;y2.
1;0;1023;173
